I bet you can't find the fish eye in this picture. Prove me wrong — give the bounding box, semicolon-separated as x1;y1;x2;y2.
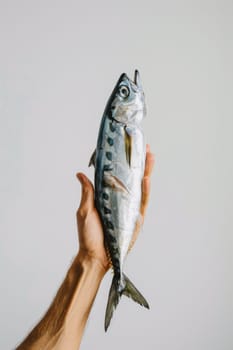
119;85;130;99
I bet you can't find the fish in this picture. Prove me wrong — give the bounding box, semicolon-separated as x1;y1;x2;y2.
89;70;149;331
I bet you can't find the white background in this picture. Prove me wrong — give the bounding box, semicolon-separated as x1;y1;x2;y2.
0;1;233;349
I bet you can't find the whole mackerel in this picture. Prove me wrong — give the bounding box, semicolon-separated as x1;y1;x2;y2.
89;70;149;331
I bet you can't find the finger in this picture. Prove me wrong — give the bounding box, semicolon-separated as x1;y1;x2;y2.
129;178;151;252
128;215;143;253
144;144;155;178
140;176;151;217
76;172;95;213
128;147;155;254
131;177;151;253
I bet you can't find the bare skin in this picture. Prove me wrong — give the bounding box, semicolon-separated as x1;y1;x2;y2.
16;145;155;350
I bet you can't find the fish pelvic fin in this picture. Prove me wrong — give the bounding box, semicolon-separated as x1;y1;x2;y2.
88;149;96;167
124;127;132;167
104;274;149;332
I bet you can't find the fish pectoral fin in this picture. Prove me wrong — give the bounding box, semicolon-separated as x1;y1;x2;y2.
103;173;129;193
88;149;96;167
124;127;132;167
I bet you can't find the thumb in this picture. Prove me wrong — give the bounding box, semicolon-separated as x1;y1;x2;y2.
76;173;95;213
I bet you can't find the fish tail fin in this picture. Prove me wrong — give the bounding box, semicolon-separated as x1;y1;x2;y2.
122;273;150;309
104;274;149;331
105;276;121;332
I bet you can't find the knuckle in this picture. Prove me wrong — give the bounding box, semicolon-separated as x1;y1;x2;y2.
77;207;87;219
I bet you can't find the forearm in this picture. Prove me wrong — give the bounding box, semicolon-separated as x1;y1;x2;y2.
16;252;106;350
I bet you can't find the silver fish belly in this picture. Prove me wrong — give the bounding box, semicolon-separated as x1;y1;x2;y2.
90;70;149;331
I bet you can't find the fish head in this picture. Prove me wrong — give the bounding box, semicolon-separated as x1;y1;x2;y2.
108;70;146;125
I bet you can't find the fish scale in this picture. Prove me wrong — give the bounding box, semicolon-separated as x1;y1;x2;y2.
89;70;149;331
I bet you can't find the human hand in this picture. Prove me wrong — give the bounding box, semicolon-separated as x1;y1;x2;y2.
76;144;155;272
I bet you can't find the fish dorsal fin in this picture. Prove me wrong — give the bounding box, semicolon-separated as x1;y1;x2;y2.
88;149;96;167
103;173;129;194
124;126;132;167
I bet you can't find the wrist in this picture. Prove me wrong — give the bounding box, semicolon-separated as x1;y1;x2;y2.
75;250;109;276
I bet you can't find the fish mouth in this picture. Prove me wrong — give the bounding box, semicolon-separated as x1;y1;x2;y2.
134;70;138;84
118;70;141;89
134;69;142;88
